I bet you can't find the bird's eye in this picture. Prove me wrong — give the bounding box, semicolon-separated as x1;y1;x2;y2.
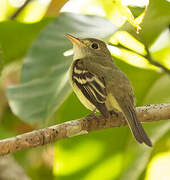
91;43;99;49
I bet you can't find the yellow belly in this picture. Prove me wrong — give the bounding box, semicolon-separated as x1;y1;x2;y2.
106;93;122;113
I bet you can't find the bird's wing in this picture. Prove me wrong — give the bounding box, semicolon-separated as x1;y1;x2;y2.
72;59;110;118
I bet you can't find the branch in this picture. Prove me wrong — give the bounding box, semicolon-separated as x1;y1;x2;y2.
109;43;170;74
145;47;170;74
0;103;170;156
9;0;33;20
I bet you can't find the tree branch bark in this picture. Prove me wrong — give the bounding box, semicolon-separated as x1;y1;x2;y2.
0;103;170;156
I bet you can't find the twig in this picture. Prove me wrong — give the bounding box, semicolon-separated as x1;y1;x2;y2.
145;47;170;74
109;43;170;74
45;0;69;17
109;42;145;57
9;0;33;20
0;103;170;156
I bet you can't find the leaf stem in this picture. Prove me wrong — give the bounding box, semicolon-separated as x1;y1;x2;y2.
109;43;170;74
9;0;33;20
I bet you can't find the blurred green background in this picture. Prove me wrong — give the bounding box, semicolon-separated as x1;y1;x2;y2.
0;0;170;180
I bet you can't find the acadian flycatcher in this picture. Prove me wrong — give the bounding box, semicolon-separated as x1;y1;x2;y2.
65;34;152;147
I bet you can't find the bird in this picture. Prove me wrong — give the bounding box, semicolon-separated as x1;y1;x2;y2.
65;34;152;147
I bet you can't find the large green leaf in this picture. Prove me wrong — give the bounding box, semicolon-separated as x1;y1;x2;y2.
0;19;50;64
7;12;117;123
152;44;170;70
143;74;170;104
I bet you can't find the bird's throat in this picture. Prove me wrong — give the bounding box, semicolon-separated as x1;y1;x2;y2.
73;44;86;60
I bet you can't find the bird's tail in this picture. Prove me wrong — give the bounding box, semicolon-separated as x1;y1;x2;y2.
123;104;152;147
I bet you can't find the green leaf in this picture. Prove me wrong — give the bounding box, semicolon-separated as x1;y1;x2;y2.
121;0;170;46
0;19;51;64
152;45;170;69
143;74;170;104
7;12;117;123
99;0;142;29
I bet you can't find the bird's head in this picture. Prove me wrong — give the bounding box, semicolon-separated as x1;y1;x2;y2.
65;34;111;59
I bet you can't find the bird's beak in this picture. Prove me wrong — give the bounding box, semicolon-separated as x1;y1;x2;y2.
65;34;84;46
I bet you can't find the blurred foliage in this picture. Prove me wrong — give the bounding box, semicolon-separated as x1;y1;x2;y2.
0;19;50;64
0;0;170;180
0;47;3;76
121;0;170;46
97;0;147;30
7;13;116;124
145;150;170;180
45;0;69;16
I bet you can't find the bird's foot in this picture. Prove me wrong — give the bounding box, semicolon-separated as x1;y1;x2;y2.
109;110;119;118
85;109;99;123
109;110;126;126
